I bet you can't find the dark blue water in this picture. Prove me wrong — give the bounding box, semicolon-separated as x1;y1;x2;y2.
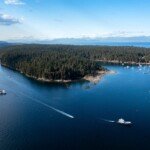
97;42;150;48
0;64;150;150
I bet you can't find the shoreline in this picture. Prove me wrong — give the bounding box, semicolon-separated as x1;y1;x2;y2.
83;70;115;83
1;63;111;83
24;70;112;83
96;60;150;65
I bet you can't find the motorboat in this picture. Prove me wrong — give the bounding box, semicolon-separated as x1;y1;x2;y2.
0;90;6;95
117;118;132;126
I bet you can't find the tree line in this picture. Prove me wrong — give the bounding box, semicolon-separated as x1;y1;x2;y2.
0;44;150;80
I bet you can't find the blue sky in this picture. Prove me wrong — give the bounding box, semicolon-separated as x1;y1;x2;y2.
0;0;150;41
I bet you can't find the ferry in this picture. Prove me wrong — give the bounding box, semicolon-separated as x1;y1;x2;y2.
0;90;6;95
117;118;132;126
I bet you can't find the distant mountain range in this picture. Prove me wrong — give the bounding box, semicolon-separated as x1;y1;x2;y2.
38;36;150;45
0;41;14;47
1;36;150;48
6;36;150;45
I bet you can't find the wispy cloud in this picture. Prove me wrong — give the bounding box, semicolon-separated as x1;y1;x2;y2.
4;0;25;5
100;31;150;38
0;13;23;25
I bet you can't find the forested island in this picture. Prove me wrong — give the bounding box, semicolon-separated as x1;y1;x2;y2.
0;44;150;82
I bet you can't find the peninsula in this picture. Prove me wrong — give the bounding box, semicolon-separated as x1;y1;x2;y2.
0;44;150;83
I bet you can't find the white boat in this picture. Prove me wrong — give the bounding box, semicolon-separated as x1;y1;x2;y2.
117;118;132;126
139;64;142;67
0;90;6;95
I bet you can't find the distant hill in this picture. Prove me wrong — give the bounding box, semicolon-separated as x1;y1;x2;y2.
42;37;150;45
0;41;14;48
7;36;150;47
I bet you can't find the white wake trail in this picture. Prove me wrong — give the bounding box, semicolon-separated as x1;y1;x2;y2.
49;106;74;119
16;91;74;119
34;99;74;119
101;118;115;123
1;75;74;119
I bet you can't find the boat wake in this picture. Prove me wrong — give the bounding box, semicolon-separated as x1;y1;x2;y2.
48;106;74;119
33;99;74;119
100;118;132;126
101;118;115;123
16;91;74;119
0;81;74;119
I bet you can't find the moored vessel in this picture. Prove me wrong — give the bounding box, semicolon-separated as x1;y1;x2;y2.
0;90;6;95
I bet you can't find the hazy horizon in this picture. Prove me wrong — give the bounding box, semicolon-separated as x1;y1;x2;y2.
0;0;150;41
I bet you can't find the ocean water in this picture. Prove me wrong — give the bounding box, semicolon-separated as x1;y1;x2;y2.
0;64;150;150
95;42;150;48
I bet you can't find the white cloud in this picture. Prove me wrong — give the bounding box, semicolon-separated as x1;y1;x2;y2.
4;0;25;5
0;13;23;25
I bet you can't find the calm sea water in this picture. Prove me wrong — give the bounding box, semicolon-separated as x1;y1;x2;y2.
0;64;150;150
97;42;150;47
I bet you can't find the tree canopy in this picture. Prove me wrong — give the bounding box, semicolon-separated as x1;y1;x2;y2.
0;44;150;81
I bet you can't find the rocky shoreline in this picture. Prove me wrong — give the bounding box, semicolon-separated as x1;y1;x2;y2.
23;69;117;83
83;70;116;83
26;70;112;83
1;63;115;83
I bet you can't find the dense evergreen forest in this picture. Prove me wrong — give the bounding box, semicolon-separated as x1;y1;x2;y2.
0;44;150;81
